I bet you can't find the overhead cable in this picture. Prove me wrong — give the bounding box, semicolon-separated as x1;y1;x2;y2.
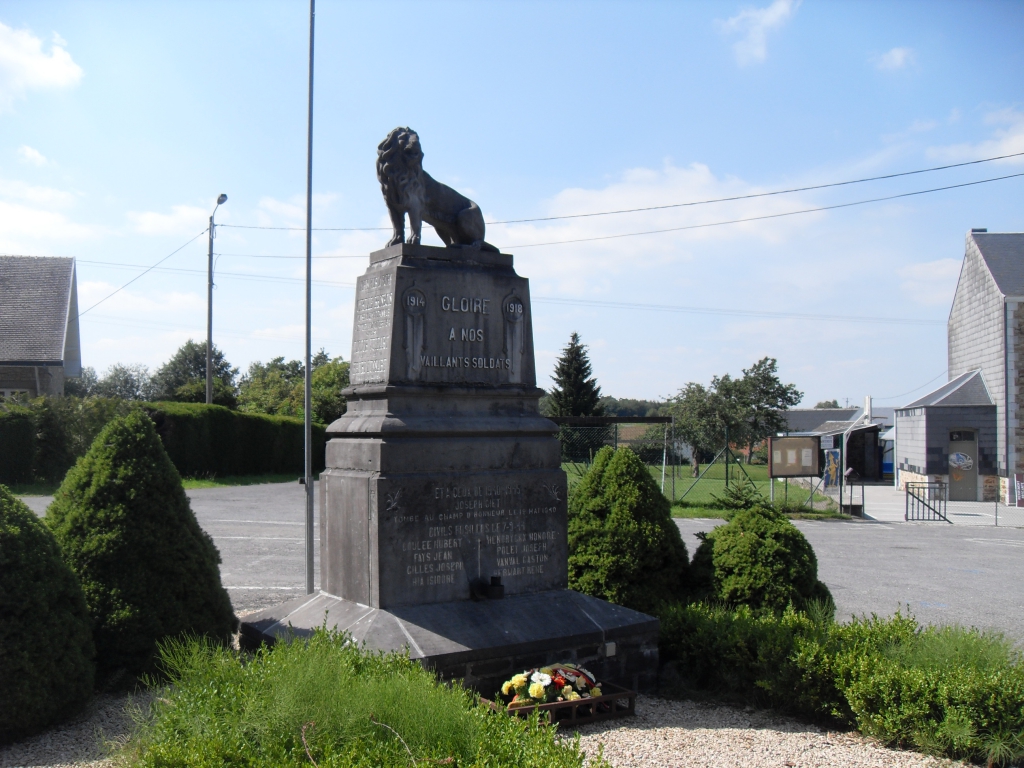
503;172;1024;249
215;150;1024;232
532;296;943;326
78;229;208;316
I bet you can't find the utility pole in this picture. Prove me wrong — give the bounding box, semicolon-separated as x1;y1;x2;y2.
206;193;228;404
303;0;316;595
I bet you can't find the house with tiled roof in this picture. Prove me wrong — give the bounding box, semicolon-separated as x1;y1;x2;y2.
894;230;1024;501
0;256;82;397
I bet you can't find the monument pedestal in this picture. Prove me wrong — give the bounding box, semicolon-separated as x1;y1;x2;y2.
241;243;659;695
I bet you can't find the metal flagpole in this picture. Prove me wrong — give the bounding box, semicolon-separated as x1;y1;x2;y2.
303;0;316;595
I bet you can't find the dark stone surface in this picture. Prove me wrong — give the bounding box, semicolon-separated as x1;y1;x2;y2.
241;241;659;694
321;243;567;609
240;588;659;695
376;128;498;251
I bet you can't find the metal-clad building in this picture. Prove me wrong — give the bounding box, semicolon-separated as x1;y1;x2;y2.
895;230;1024;501
894;371;998;500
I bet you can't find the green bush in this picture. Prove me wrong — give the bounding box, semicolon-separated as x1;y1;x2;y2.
568;446;688;613
0;485;95;742
32;396;134;484
123;630;602;768
46;410;236;680
659;601;1024;766
689;505;832;612
144;401;326;477
0;404;34;484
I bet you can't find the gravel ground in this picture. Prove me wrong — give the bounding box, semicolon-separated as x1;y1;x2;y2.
2;692;965;768
0;692;142;768
574;695;963;768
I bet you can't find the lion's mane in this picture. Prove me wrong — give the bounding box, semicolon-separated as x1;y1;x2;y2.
376;127;424;208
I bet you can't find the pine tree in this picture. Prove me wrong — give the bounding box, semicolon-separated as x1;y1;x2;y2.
548;332;603;417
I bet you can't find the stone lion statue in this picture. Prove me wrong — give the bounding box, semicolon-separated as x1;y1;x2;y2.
376;127;497;251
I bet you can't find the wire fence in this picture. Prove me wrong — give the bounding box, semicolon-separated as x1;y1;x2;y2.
552;420;834;511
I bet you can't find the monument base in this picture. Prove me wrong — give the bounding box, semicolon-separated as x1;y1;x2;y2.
240;590;659;695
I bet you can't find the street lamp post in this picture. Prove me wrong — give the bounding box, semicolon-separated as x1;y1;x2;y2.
206;193;228;405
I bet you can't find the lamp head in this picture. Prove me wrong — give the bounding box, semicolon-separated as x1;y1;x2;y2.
217;193;228;205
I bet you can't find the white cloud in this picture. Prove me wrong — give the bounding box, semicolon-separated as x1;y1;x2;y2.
874;47;915;71
898;258;962;306
0;199;95;249
719;0;799;66
0;178;75;206
484;160;823;298
0;22;82;110
126;204;210;236
17;144;48;166
927;108;1024;164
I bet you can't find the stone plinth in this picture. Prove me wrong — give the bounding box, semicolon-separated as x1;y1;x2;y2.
241;243;659;694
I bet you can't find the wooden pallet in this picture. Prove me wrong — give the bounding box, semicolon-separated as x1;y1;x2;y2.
480;681;636;727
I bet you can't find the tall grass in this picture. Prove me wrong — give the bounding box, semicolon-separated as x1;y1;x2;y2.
120;630;600;768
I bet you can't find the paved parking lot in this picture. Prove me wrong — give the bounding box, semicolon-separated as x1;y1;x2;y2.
22;482;1024;638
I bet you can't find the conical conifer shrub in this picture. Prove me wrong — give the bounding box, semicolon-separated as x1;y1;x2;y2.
0;485;94;742
568;446;688;613
46;410;236;679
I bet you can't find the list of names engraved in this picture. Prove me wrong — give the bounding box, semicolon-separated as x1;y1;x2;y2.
350;271;394;385
381;475;566;600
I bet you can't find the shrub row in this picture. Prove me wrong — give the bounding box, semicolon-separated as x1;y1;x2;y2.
143;402;326;478
0;397;326;485
659;602;1024;766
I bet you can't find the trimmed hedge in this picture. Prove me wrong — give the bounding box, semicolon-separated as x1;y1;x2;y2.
0;397;326;484
659;601;1024;766
568;446;688;614
46;411;237;680
689;505;832;612
144;402;326;478
0;484;95;742
0;404;34;484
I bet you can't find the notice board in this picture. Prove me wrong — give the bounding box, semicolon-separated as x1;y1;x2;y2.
769;436;821;478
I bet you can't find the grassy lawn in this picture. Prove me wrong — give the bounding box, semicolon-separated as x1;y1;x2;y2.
9;473;308;496
180;473;307;489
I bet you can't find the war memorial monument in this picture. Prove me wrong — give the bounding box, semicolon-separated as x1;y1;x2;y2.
242;128;659;694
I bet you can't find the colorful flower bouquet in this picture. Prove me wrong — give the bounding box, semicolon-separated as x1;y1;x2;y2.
500;664;603;708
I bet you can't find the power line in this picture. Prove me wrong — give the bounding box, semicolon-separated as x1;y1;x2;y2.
78;229;208;316
504;171;1024;249
214;252;365;259
214;150;1024;232
532;296;943;326
874;370;948;401
489;151;1024;224
69;256;942;326
82;312;341;345
77;259;354;288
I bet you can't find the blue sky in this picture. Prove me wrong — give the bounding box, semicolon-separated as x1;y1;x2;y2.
1;0;1022;406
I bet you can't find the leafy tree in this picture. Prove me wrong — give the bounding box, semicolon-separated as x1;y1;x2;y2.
598;396;665;417
546;332;603;417
668;380;745;463
238;350;348;425
815;399;840;409
669;357;801;463
238;357;305;417
1;485;95;740
151;340;238;406
312;357;350;425
736;357;802;461
568;446;688;613
46;410;236;679
64;367;98;397
93;363;155;401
